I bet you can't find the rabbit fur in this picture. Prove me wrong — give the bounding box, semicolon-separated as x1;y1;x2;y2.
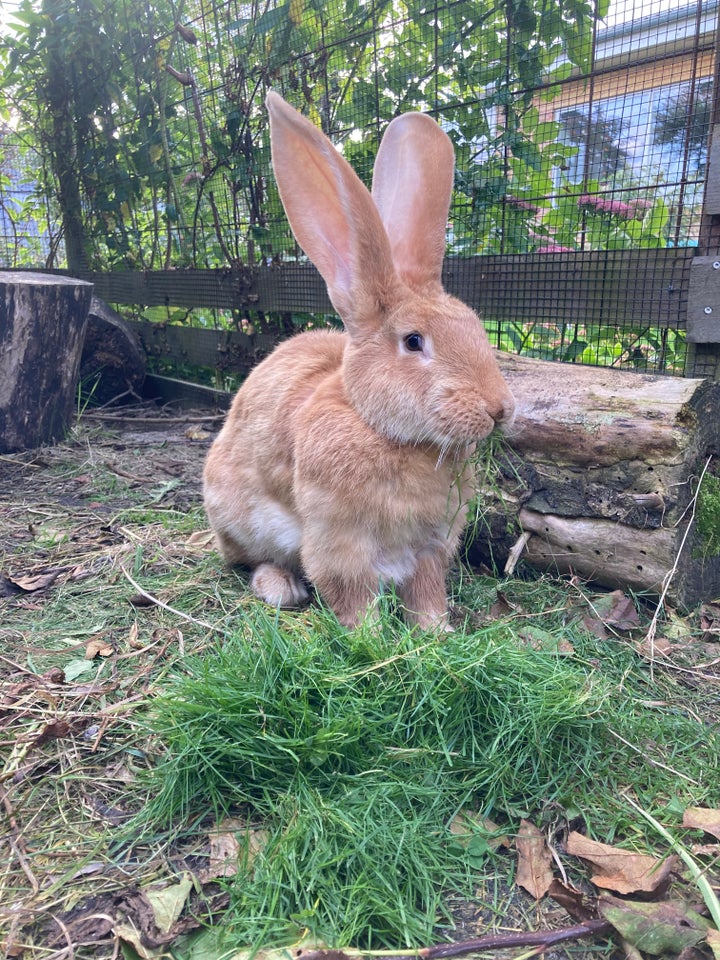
203;92;515;629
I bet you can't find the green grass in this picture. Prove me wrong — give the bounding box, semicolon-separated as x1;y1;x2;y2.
3;426;718;957
135;600;720;950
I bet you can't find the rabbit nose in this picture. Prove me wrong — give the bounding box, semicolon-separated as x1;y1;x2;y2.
487;394;515;426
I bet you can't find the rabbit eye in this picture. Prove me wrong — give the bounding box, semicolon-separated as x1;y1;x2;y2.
403;333;424;353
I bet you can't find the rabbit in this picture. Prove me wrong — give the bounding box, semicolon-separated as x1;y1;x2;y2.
202;92;515;630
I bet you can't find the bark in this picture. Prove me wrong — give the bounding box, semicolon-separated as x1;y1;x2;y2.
0;272;94;452
467;353;720;611
80;297;146;405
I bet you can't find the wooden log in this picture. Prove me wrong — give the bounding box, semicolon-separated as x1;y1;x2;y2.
0;271;94;452
467;353;720;611
80;297;146;405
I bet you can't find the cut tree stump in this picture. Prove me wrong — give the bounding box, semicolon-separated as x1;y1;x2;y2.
0;271;94;452
80;297;146;406
467;353;720;611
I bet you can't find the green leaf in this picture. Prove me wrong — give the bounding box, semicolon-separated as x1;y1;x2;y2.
253;4;289;36
64;658;95;681
600;898;710;956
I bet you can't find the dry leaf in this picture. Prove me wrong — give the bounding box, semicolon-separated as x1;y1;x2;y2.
700;604;720;639
547;878;596;923
144;872;194;934
128;621;144;648
201;820;268;882
683;807;720;842
85;637;114;659
203;830;241;880
33;719;71;747
566;831;675;894
185;426;212;441
6;569;60;592
186;529;215;549
691;843;720;858
516;819;554;899
583;590;640;637
707;928;720;960
112;921;160;960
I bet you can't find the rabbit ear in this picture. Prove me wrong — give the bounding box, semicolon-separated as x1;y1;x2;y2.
371;112;455;291
266;92;396;332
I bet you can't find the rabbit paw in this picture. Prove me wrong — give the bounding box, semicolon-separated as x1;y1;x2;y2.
251;563;309;608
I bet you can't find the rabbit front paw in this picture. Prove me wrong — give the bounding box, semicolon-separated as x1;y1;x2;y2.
251;563;309;608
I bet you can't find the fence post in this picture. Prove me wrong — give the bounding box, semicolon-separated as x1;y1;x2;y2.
686;5;720;380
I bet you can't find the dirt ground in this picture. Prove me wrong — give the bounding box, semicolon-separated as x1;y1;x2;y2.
0;404;717;960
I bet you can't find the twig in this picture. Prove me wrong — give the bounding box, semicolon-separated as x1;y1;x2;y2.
643;456;712;680
504;531;531;576
119;565;221;633
0;454;43;468
103;461;152;483
295;921;613;960
83;412;223;425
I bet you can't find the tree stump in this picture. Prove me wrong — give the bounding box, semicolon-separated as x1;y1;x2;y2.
468;353;720;611
80;297;146;406
0;272;94;452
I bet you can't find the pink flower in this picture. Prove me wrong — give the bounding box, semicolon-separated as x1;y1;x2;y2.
504;195;541;215
577;195;634;220
536;243;574;253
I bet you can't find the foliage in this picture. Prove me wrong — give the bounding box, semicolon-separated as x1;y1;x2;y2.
696;470;720;558
0;0;618;271
654;79;712;174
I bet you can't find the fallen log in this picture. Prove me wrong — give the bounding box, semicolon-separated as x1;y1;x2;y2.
0;271;94;452
467;354;720;611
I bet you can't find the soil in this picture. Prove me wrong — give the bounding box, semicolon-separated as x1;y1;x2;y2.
0;404;710;960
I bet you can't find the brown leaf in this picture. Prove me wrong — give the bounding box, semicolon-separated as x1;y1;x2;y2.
566;831;675;894
129;593;157;608
516;819;554;899
33;719;71;747
683;807;720;842
581;613;608;640
85;637;114;659
707;928;720;960
691;843;720;858
185;426;212;441
186;529;215;549
128;621;144;648
547;878;597;923
584;590;640;636
200;819;269;883
202;830;241;881
700;604;720;639
5;569;60;592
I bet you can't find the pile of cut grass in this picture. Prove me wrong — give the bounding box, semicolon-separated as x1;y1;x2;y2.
138;602;720;949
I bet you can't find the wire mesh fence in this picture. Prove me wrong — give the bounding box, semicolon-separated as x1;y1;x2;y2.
0;0;716;377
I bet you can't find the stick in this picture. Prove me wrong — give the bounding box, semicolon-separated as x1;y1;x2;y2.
119;565;222;633
295;920;613;960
